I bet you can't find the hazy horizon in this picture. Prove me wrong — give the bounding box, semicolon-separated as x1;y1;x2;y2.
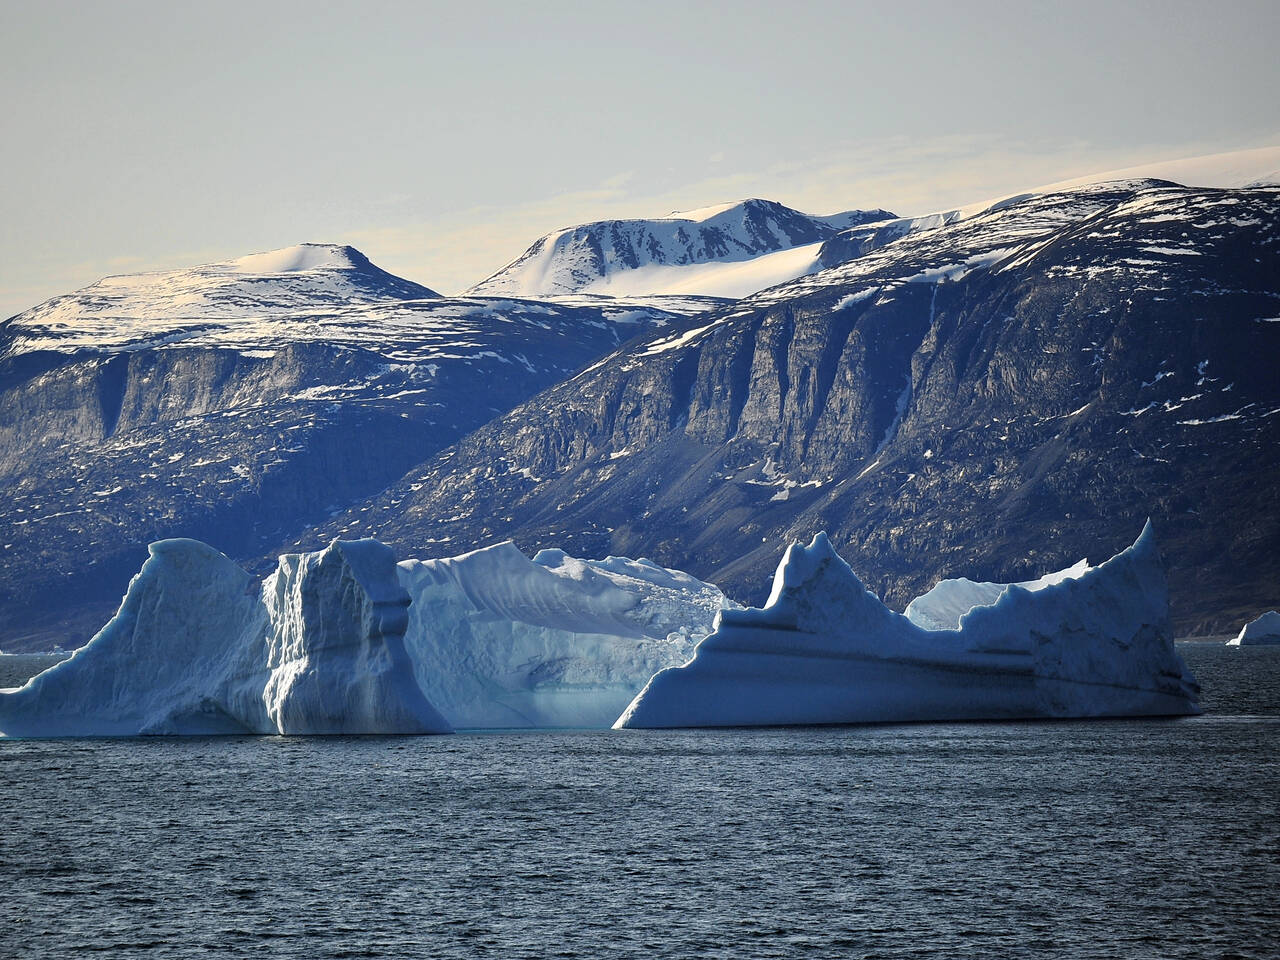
3;0;1278;317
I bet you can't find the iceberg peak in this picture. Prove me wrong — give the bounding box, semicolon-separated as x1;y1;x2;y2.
747;531;893;637
262;538;447;734
1133;517;1158;559
765;531;847;606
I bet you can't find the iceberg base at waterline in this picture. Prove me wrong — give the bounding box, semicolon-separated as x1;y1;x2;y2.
0;538;452;737
616;523;1201;729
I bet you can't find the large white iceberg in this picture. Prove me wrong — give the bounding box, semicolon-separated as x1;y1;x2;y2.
1226;611;1280;645
616;523;1200;728
0;539;452;737
0;537;729;736
3;525;1200;736
398;542;729;728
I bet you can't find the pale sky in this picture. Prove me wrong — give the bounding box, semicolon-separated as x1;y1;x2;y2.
2;0;1278;317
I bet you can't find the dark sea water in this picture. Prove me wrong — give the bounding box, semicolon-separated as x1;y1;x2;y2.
1;642;1278;960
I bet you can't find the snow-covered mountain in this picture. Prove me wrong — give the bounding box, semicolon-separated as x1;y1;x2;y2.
5;244;439;356
1036;144;1280;193
462;149;1280;303
467;198;895;299
0;246;717;650
812;146;1280;275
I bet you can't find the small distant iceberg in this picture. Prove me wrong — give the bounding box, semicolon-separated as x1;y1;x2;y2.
1227;611;1280;646
616;523;1200;728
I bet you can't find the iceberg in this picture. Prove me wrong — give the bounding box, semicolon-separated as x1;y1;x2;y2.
616;523;1200;729
0;537;728;736
397;541;729;728
1227;611;1280;645
5;524;1192;736
0;539;452;737
259;539;451;735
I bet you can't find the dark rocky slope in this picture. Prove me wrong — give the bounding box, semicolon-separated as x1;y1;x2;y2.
298;183;1280;635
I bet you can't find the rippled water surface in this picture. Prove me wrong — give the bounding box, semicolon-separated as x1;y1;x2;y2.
2;643;1278;959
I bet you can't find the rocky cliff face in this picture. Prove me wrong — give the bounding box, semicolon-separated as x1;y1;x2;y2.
0;247;715;650
298;183;1280;635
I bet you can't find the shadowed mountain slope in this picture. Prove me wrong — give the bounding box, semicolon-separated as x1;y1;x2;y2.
297;183;1280;635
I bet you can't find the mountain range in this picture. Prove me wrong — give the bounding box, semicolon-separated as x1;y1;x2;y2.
2;154;1278;649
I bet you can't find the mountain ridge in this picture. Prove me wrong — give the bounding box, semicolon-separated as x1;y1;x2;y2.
3;162;1279;650
467;198;895;299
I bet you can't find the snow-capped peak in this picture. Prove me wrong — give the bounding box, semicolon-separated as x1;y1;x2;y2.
216;243;368;275
466;198;895;299
658;200;745;222
2;243;440;355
